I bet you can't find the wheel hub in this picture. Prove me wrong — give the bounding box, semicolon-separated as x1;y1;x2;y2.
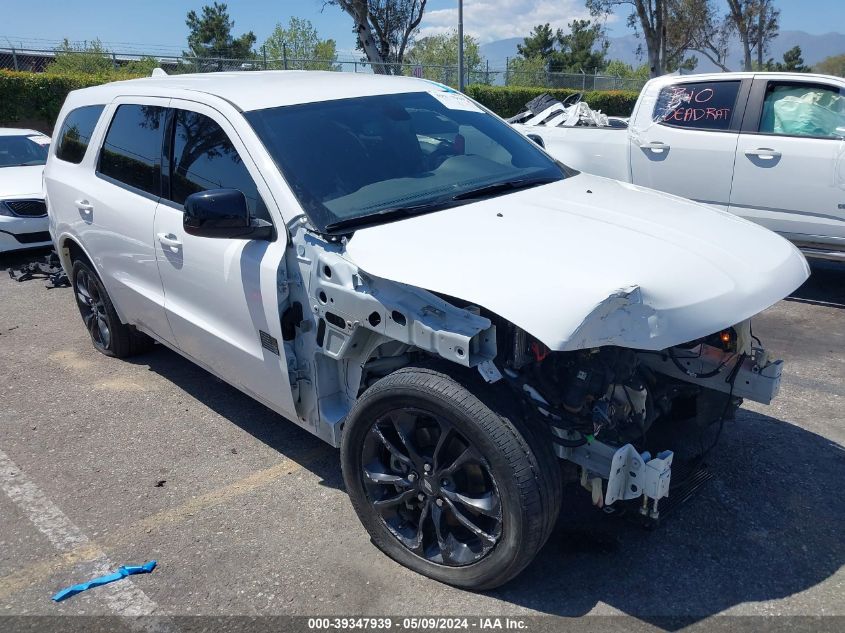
361;408;503;567
420;476;438;496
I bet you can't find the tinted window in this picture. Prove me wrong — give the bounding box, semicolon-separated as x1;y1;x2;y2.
246;91;565;233
654;81;741;131
0;135;49;168
55;105;104;164
99;104;164;196
759;82;845;139
169;110;269;221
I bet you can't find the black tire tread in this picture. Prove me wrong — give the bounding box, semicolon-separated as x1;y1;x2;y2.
70;259;154;359
342;365;562;590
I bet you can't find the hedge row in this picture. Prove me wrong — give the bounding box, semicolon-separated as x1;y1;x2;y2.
0;69;640;131
0;70;141;130
465;85;640;118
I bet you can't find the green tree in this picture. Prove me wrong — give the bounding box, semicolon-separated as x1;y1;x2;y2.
516;20;607;74
123;56;161;75
517;24;557;60
554;19;608;72
779;45;810;72
329;0;428;74
815;54;845;78
588;0;710;77
506;56;548;87
765;45;811;72
263;17;339;70
185;2;256;59
406;31;485;85
46;39;115;75
604;59;651;80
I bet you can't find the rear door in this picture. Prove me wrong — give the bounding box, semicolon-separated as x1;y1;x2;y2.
85;98;175;344
730;76;845;254
629;78;750;210
153;100;296;417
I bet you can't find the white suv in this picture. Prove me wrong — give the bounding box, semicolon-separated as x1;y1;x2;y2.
46;71;809;589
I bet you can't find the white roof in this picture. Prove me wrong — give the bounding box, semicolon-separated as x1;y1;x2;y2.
648;70;844;89
67;71;440;112
0;128;44;137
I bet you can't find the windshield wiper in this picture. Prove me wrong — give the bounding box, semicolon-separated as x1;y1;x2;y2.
451;176;559;201
323;199;456;234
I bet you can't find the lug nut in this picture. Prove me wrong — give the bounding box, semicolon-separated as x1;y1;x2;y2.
418;493;425;502
423;464;432;473
408;473;417;482
436;498;444;507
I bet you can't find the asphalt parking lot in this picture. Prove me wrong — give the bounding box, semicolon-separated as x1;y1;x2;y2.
0;248;843;630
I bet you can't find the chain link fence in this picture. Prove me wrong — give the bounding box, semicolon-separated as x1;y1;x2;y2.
0;46;646;92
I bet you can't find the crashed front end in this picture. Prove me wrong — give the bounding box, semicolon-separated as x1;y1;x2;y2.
484;315;781;519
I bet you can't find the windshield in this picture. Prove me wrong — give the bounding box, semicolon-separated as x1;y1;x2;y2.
0;135;50;168
246;90;567;232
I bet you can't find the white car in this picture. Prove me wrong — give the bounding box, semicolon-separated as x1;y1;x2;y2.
45;71;809;589
0;128;52;252
513;72;845;262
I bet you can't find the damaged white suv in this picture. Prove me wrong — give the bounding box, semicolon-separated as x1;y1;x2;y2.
46;71;809;589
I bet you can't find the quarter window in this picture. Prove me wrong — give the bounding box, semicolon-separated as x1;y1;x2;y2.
169;110;269;221
759;82;845;139
653;81;741;131
98;104;165;196
55;105;105;164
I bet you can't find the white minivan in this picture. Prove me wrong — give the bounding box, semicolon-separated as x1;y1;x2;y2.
45;71;809;589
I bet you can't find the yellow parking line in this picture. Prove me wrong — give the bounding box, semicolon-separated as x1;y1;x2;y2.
0;445;332;601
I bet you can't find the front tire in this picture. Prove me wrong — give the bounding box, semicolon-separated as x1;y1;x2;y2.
341;367;561;590
71;259;153;358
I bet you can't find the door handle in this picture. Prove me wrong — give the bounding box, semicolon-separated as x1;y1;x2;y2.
157;232;182;253
75;199;93;214
745;148;781;160
642;141;670;153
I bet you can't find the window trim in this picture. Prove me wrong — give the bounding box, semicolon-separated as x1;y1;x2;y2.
741;77;845;141
654;79;750;134
162;103;277;240
54;104;106;165
94;101;167;199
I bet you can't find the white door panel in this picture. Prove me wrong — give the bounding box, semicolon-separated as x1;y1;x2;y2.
729;78;845;244
74;97;175;344
630;128;739;209
154;100;296;418
731;134;845;239
629;79;746;210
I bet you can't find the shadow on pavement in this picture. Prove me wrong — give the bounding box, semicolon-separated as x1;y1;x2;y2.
787;260;845;309
125;346;344;491
129;344;844;626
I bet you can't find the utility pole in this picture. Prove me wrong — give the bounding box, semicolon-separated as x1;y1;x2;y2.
458;0;465;92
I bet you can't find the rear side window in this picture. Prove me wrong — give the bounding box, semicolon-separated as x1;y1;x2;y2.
168;109;269;221
55;105;104;164
98;104;165;196
759;82;845;139
653;81;741;131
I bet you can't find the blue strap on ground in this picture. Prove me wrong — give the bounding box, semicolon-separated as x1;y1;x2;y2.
52;560;157;602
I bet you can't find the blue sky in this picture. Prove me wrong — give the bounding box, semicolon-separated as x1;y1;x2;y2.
2;0;843;57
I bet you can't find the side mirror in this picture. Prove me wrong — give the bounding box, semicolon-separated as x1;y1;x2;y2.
183;189;273;240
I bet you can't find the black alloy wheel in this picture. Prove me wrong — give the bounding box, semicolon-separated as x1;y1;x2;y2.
361;407;503;566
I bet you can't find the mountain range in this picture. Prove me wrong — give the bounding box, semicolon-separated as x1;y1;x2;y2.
479;30;845;73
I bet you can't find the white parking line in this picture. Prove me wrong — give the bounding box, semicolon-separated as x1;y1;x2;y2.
0;447;177;632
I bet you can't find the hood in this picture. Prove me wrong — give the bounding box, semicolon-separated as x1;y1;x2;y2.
0;165;44;199
344;173;810;351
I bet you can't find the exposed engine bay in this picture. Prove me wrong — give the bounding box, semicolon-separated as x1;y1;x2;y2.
281;225;789;521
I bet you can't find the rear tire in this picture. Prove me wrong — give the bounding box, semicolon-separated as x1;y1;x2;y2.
341;366;562;590
71;259;154;358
